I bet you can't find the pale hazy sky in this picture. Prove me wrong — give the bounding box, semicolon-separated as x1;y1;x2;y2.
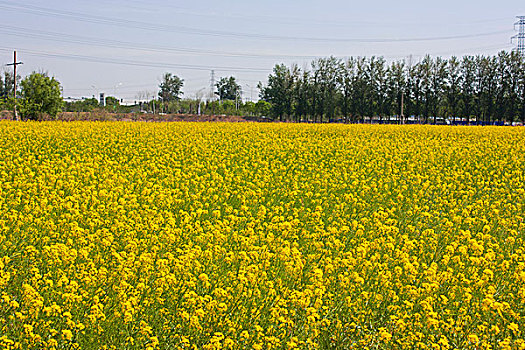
0;0;523;102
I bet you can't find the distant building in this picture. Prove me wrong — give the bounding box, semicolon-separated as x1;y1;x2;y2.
63;97;83;103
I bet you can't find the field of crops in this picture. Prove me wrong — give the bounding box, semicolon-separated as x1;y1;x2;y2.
0;122;524;349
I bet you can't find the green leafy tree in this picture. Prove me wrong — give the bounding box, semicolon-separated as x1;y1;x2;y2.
338;58;356;122
518;54;525;123
0;71;20;101
105;96;120;106
369;56;389;121
314;57;340;121
104;96;121;112
494;51;522;123
243;101;255;116
446;57;462;122
506;51;523;123
461;56;476;122
254;100;271;117
220;100;236;114
64;98;99;112
215;76;242;101
476;56;498;123
352;57;371;121
407;62;423;122
20;72;63;120
255;51;523;124
159;73;184;103
386;60;406;121
294;69;311;121
419;56;433;123
430;57;448;123
259;64;294;121
0;72;7;100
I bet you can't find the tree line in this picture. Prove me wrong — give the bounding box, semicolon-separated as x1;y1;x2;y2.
258;51;525;124
3;51;525;123
130;72;270;117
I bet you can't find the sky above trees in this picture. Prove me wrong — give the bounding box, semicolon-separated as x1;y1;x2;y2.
0;0;523;102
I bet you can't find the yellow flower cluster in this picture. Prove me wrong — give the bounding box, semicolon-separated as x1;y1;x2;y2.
0;121;524;349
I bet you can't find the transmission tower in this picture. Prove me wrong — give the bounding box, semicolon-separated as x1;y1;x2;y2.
512;16;525;55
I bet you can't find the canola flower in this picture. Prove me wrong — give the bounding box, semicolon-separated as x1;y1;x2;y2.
0;121;524;349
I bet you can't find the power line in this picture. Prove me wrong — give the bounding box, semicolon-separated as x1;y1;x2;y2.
412;43;513;58
69;0;516;29
0;25;335;60
0;41;512;91
0;24;512;68
70;0;513;28
0;24;511;61
0;47;272;73
78;0;515;29
0;1;513;43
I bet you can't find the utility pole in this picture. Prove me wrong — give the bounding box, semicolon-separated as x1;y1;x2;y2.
513;16;525;56
6;51;23;120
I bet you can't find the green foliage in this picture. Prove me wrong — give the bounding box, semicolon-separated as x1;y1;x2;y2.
105;96;119;106
258;51;525;123
64;98;99;112
259;64;295;120
221;100;235;110
205;100;221;115
0;71;19;101
20;72;63;120
202;100;236;115
159;73;184;102
104;96;120;111
243;101;255;115
254;100;271;116
215;76;242;101
0;97;15;115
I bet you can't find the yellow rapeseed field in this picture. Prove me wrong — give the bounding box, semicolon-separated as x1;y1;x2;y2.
0;121;524;349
